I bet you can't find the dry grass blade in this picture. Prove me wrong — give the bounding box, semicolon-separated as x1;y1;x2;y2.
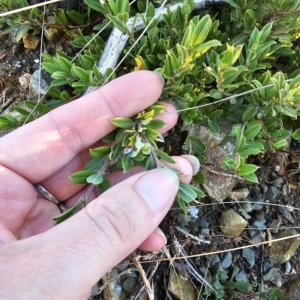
130;252;154;300
0;0;61;17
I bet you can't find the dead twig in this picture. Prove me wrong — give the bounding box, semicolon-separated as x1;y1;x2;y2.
130;252;154;300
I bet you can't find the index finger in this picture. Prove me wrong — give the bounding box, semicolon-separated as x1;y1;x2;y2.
0;71;164;182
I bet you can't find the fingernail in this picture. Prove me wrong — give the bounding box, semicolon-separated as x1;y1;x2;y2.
134;169;179;212
154;72;165;86
155;227;167;245
182;155;201;175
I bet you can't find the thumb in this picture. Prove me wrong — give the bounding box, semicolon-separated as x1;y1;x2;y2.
0;168;179;300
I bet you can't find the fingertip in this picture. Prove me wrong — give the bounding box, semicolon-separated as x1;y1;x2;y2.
138;228;167;251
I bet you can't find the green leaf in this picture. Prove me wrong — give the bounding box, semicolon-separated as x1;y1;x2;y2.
109;142;123;162
83;157;107;172
90;146;111;158
208;110;223;120
121;155;132;173
4;114;18;123
240;148;261;158
189;185;206;198
86;174;104;185
98;176;111;194
71;65;90;82
103;130;117;142
193;171;205;184
179;183;197;203
69;170;95;184
14;106;29;116
53;200;82;224
145;155;155;170
244;121;261;140
111;117;134;129
190;15;211;47
147;119;165;130
238;164;259;176
242;105;258;122
66;10;85;25
242;173;258;183
273;139;287;149
16;24;31;42
292;128;300;140
178;198;188;215
155;149;176;164
184;136;206;154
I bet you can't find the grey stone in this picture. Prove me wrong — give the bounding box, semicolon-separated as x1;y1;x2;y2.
189;120;236;203
221;252;232;269
230;188;249;201
265;186;281;203
231;265;240;280
285;261;292;274
201;228;210;236
210;254;221;265
188;206;199;219
177;213;192;227
235;271;248;282
250;232;266;245
220;209;248;237
248;196;265;211
237;208;251;220
263;262;273;273
241;199;252;213
29;69;50;96
194;217;209;228
252;218;267;230
278;206;294;224
58;0;79;9
269;219;282;234
122;277;138;293
272;178;284;189
242;248;257;266
263;267;278;281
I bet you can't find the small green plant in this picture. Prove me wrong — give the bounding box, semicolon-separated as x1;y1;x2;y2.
54;104;205;224
260;287;292;300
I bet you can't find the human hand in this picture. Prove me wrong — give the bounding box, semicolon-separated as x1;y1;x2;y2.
0;71;196;299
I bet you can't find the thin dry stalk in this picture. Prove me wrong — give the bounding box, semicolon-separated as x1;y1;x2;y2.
130;252;154;300
0;0;61;17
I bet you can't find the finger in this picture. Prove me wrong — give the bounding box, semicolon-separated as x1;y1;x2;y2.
0;71;164;183
40;102;178;200
138;228;167;252
0;168;178;299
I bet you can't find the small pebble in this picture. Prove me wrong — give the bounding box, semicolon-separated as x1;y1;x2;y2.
252;218;267;230
272;178;284;189
263;267;278;281
188;206;198;219
235;271;248;282
265;186;281;203
242;248;257;266
278;206;294;224
14;61;21;68
275;165;281;172
285;261;292;274
221;252;232;269
268;219;281;234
